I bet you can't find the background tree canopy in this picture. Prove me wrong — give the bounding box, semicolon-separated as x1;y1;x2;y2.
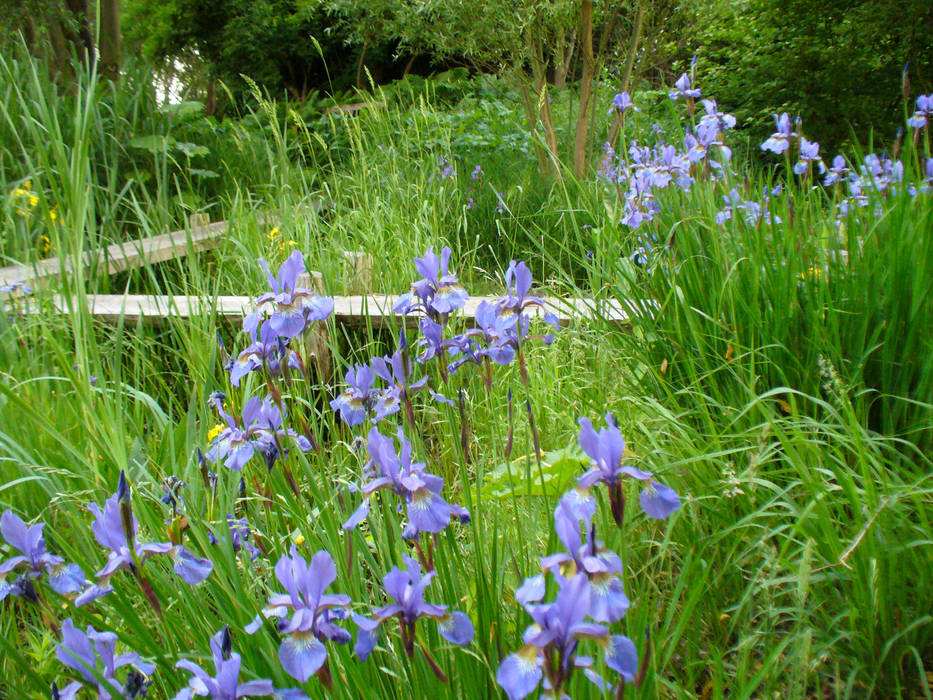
3;0;932;152
695;0;933;153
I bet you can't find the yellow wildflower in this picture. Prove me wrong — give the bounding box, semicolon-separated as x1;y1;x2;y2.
293;533;305;546
207;423;225;442
798;266;822;281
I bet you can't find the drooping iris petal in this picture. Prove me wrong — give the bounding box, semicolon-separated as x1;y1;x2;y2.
604;634;638;682
640;481;681;519
352;613;380;661
437;611;474;645
173;546;213;584
515;574;545;604
47;562;85;595
74;583;113;607
496;646;543;700
342;499;370;531
279;633;327;682
57;619;97;682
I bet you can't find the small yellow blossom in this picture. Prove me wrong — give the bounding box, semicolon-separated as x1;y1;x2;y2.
798;266;822;281
207;423;225;442
293;533;305;546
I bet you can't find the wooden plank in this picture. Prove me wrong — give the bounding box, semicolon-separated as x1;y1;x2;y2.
46;293;630;328
0;218;228;290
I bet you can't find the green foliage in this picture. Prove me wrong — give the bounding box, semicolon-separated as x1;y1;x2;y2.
696;0;933;153
1;45;933;700
123;0;393;104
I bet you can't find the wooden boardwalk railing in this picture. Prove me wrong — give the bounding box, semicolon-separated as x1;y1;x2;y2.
48;293;629;328
4;213;630;336
0;215;228;290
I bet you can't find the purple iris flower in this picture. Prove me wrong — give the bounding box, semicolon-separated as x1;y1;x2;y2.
793;138;826;176
173;627;275;699
621;196;657;229
609;91;638;115
436;156;455;180
0;281;31;294
393;246;469;318
597;143;620;181
495;261;559;341
824;155;850;186
760;113;796;154
78;480;212;604
370;346;453;420
330;364;378;426
207;396;312;471
471;165;483;181
669;72;701;100
716;189;768;226
245;548;350;683
922;157;933;194
208;515;260;561
538;491;630;622
907;94;932;129
629;233;659;266
446;301;516;375
577;414;681;526
695;120;732;167
859;153;904;194
468;301;518;366
496;573;637;700
0;510;84;598
206;397;265;470
56;618;155;700
244;250;333;341
353;555;473;660
415;317;448;363
342;427;469;540
646;144;691;190
699;99;736;131
715;188;742;224
228;322;300;387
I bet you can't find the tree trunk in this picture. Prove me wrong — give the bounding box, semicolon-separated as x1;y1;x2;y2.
553;28;577;89
48;18;73;83
572;0;595;178
402;53;419;76
355;38;370;88
98;0;121;79
62;0;96;71
607;0;646;149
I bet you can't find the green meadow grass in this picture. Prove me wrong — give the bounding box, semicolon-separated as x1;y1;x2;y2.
0;51;931;699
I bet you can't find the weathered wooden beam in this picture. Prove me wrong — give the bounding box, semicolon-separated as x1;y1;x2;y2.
0;216;228;290
342;251;373;294
45;294;630;328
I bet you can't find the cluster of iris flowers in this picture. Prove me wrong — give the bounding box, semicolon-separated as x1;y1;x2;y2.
3;236;681;697
496;413;680;699
16;75;847;699
596;65;933;269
